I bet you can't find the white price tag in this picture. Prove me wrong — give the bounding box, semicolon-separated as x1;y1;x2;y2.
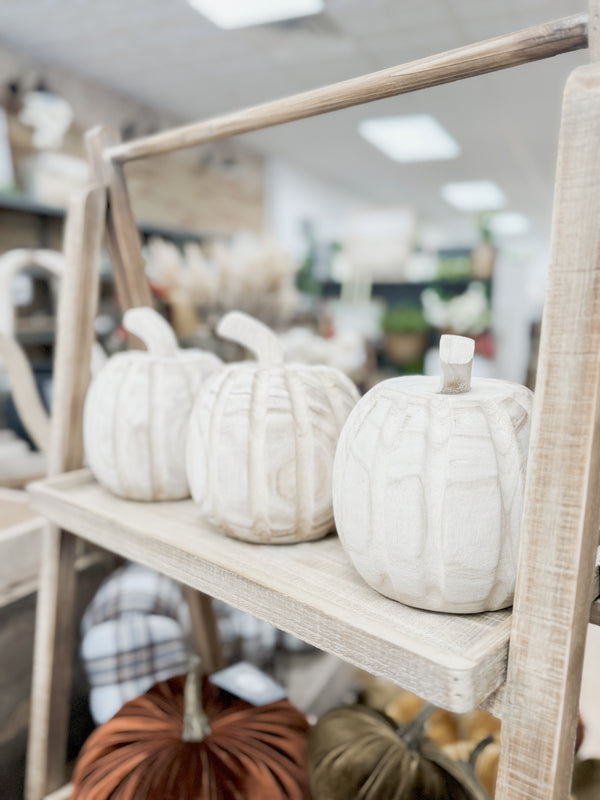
210;662;287;706
12;273;33;307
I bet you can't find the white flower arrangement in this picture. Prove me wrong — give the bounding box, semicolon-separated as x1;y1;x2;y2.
421;281;491;335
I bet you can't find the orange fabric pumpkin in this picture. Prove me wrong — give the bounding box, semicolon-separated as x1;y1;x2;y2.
72;658;310;799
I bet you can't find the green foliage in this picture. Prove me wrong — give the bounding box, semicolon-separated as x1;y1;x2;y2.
436;255;472;280
381;305;429;334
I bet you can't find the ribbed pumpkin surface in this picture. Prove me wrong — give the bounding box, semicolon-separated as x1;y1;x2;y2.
187;363;359;543
307;705;487;800
84;350;220;501
72;675;311;800
333;374;533;613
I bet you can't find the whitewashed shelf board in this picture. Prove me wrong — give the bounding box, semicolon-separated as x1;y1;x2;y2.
28;468;513;713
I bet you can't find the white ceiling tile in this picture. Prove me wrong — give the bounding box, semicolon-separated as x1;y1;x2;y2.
282;52;375;90
330;0;451;35
0;0;587;242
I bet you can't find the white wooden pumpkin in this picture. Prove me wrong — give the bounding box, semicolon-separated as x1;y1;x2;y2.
84;307;222;501
186;311;360;543
333;335;534;613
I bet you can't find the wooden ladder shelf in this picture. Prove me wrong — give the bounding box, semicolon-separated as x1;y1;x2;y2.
24;7;600;800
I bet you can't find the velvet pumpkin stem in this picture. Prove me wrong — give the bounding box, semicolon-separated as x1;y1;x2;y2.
468;734;495;768
399;702;437;749
217;311;284;368
439;334;475;394
182;655;212;742
123;306;179;358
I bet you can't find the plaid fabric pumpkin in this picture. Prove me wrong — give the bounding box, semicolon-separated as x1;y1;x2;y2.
81;564;191;724
81;563;190;634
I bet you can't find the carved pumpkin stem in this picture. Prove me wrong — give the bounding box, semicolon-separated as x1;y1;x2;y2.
182;655;212;742
123;307;179;358
218;311;284;368
439;334;475;394
398;702;437;749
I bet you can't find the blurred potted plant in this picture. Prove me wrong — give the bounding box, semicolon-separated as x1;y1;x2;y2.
471;214;496;279
380;304;429;365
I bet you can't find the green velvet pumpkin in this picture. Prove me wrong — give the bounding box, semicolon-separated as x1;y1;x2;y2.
307;703;490;800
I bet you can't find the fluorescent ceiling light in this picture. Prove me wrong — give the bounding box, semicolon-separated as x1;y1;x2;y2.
489;211;530;237
187;0;324;29
359;114;460;163
441;181;506;212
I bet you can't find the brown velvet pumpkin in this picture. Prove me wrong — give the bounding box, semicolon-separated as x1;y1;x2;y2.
307;703;490;800
72;657;311;799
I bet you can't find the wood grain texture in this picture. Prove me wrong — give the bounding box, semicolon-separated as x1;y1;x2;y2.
0;516;42;607
439;334;475;394
187;356;359;543
186;313;359;544
87;129;225;737
25;15;599;799
333;374;533;613
495;62;600;800
183;586;224;674
25;184;106;800
29;468;512;713
0;526;110;608
84;307;221;500
105;15;587;164
46;186;106;477
85;126;152;312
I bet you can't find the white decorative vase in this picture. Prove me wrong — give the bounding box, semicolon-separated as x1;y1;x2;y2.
84;307;222;501
187;311;360;544
333;335;534;613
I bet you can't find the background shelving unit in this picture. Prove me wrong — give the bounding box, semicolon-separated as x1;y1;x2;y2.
22;9;600;800
0;192;211;245
0;193;218;445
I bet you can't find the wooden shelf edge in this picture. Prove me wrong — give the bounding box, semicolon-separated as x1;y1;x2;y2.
28;469;512;713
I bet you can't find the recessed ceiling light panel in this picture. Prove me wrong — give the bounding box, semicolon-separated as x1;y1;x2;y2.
441;180;507;211
187;0;324;29
358;114;460;163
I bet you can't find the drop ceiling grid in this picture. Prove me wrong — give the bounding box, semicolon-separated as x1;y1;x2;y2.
0;0;590;238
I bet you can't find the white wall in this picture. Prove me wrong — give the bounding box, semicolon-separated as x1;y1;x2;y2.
493;239;548;384
265;155;546;386
263;156;366;268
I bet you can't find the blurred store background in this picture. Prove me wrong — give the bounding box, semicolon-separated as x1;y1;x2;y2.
0;1;596;798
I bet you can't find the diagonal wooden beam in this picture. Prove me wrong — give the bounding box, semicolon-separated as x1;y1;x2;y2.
106;15;587;164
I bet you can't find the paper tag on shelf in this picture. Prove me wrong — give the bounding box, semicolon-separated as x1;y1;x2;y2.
210;661;286;706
